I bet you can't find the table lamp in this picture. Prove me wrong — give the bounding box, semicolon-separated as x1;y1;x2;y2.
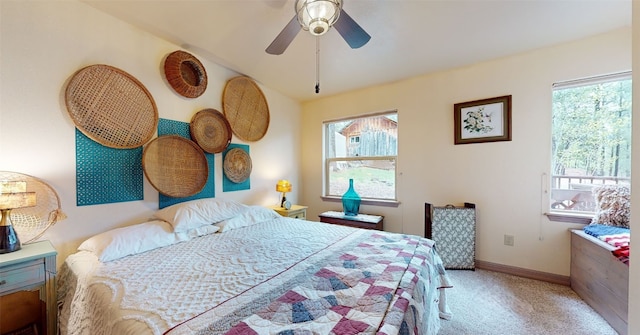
276;180;292;208
0;181;36;253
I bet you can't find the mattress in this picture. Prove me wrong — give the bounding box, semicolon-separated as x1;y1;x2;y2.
58;217;451;335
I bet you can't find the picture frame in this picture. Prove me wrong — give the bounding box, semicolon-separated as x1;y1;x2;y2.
454;95;512;145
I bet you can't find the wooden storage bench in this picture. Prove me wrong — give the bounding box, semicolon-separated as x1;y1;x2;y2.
570;229;628;335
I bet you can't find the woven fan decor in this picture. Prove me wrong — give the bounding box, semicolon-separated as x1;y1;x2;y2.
189;109;232;153
223;147;252;183
164;50;208;98
65;64;158;149
142;135;208;198
0;171;66;244
222;76;270;141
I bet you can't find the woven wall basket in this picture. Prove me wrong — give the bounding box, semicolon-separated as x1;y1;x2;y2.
222;76;270;142
223;148;252;183
142;135;208;197
65;64;158;149
164;50;208;98
189;109;232;154
0;171;66;244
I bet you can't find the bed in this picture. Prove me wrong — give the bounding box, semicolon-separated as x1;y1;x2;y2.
58;198;452;335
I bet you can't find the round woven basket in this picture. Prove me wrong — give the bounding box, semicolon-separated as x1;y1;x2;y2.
189;109;232;153
222;76;270;142
0;171;66;244
164;50;208;98
223;148;252;183
142;135;208;197
65;64;158;149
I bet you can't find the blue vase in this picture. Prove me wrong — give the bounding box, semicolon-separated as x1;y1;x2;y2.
0;224;21;254
342;179;361;216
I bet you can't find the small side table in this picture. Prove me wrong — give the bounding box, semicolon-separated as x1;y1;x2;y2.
268;205;308;220
319;211;383;230
0;240;57;335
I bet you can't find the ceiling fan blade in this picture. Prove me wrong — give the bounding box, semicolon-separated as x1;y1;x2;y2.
333;9;371;49
266;15;301;55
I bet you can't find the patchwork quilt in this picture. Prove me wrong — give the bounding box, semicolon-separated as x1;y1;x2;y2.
220;233;445;335
59;218;451;335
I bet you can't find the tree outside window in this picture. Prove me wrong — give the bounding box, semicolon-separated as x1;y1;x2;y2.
550;73;631;213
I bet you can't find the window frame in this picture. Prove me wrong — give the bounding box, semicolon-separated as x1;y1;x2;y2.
322;111;400;207
547;71;632;223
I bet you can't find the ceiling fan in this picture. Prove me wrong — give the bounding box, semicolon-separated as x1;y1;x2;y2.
266;0;371;55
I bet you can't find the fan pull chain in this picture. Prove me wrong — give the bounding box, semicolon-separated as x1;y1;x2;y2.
315;36;320;94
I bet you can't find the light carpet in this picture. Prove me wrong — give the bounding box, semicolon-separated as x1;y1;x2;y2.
437;269;619;335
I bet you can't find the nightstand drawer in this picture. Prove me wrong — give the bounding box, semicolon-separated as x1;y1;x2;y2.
0;259;44;294
290;211;306;220
0;241;57;335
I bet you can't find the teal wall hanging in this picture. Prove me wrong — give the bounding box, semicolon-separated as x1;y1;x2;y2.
75;129;143;206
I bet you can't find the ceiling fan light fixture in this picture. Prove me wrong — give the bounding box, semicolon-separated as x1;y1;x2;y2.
309;19;329;36
295;0;342;36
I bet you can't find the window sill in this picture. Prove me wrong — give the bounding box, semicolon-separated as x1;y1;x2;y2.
321;196;400;208
544;212;592;224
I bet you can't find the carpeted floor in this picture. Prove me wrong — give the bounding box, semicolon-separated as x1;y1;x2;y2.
437;269;619;335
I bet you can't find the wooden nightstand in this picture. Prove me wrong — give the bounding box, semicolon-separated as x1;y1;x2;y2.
0;240;57;335
319;211;384;230
268;205;308;220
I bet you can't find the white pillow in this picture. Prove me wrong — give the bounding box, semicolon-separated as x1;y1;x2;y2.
215;206;281;232
179;224;220;239
78;220;187;262
154;198;248;232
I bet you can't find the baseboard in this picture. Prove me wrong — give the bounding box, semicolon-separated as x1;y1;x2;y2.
475;260;571;286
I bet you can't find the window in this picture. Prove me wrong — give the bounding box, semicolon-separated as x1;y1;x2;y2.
324;112;398;201
550;72;631;215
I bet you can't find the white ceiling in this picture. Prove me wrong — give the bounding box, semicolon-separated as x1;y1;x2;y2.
84;0;631;102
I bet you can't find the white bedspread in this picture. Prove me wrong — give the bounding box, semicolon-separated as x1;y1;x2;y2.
58;218;450;335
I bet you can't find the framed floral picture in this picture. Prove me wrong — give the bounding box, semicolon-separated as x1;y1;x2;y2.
454;95;512;145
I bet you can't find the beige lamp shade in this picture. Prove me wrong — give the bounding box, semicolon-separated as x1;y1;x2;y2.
0;192;36;210
0;181;27;193
0;181;36;210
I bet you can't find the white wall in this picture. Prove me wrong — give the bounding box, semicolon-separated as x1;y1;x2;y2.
300;28;631;277
0;1;302;264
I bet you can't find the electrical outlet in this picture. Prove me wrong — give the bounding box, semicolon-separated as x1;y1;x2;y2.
504;234;514;246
